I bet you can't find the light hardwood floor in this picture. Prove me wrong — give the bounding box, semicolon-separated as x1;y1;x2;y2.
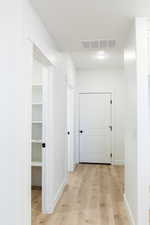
32;164;131;225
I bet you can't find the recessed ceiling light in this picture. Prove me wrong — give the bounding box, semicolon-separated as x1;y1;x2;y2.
96;51;106;59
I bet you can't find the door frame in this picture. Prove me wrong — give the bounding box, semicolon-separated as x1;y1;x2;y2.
26;39;55;225
41;63;51;213
78;91;114;164
67;84;75;172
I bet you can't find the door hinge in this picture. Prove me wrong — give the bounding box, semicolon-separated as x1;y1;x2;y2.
110;100;112;104
110;153;112;158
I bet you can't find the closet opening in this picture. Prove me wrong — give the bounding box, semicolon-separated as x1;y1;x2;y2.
31;45;53;224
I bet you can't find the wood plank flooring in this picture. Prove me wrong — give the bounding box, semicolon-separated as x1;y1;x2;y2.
32;164;131;225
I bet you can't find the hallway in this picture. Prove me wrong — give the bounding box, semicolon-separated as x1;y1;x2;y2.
32;164;130;225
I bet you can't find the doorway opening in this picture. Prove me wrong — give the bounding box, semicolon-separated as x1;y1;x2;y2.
31;45;53;224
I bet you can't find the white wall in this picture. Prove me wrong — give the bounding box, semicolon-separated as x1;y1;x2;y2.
65;55;76;88
0;1;26;225
0;1;76;225
124;18;150;225
76;68;125;164
24;0;70;219
24;0;77;218
65;55;76;169
124;20;138;225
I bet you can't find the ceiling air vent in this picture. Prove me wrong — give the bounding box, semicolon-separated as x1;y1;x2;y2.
81;39;116;49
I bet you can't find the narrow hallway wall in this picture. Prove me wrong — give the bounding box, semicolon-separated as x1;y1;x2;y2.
0;1;76;225
124;18;150;225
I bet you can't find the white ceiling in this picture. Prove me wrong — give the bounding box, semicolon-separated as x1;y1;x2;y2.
31;0;150;68
71;50;124;70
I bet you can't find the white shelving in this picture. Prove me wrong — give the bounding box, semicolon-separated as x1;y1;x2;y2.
32;86;42;104
32;59;43;189
32;103;42;105
32;83;42;87
32;121;42;124
32;161;42;167
32;139;42;143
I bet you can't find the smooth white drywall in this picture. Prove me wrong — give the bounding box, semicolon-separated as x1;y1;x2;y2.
136;18;150;225
65;55;76;168
0;1;76;225
76;68;125;164
24;0;77;219
65;55;76;88
24;1;69;220
124;18;150;225
124;20;138;224
0;1;27;225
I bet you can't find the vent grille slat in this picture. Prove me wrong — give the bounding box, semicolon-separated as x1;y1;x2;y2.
81;39;116;49
90;40;99;48
81;41;90;49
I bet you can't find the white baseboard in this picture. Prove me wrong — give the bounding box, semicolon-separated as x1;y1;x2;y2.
69;163;78;172
112;160;124;165
48;176;68;214
73;163;78;171
124;194;135;225
69;165;75;172
149;193;150;209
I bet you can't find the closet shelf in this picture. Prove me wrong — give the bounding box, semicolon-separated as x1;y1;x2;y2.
32;84;42;87
32;103;42;105
32;121;42;124
32;139;42;143
32;161;42;167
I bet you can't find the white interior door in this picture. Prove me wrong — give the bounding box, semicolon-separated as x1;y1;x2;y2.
67;86;74;171
79;93;112;164
42;65;49;213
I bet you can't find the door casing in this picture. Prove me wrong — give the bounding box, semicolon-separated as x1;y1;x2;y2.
67;85;75;172
29;41;55;224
